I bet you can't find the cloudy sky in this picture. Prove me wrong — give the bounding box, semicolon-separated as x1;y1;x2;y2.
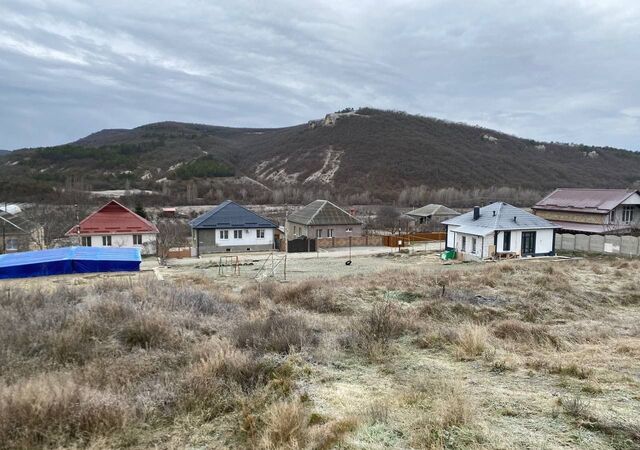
1;0;639;150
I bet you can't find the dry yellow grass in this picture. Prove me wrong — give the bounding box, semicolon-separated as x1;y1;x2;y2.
1;257;640;448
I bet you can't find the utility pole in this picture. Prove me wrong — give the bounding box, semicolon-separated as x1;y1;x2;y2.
1;202;6;254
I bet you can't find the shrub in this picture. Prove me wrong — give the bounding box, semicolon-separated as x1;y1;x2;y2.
118;314;179;350
347;301;407;360
0;375;130;448
272;280;341;313
493;320;563;349
454;323;490;360
260;399;309;449
234;312;317;354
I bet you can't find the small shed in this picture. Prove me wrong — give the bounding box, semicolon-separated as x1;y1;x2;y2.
406;204;460;230
0;247;141;279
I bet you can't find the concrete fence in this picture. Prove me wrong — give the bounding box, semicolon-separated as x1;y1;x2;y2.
555;233;640;257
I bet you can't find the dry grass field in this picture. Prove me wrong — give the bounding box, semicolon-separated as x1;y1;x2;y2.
1;256;640;449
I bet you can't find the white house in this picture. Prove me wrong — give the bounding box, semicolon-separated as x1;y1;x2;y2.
442;202;559;260
66;200;158;255
190;200;278;255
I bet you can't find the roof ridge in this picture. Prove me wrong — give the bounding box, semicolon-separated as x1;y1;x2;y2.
307;200;327;225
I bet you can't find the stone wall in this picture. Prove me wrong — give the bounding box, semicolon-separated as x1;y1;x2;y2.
316;235;384;249
555;233;640;257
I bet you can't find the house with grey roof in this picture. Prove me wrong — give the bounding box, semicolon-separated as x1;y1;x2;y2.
190;200;278;255
442;202;559;260
406;204;459;229
533;188;640;234
286;200;362;239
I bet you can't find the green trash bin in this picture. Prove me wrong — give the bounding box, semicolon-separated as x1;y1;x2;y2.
440;250;456;260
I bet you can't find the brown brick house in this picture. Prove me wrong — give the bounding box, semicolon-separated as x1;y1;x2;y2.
286;200;362;239
533;188;640;234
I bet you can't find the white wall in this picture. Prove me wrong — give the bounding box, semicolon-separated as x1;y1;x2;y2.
454;228;555;259
214;228;274;246
80;233;157;255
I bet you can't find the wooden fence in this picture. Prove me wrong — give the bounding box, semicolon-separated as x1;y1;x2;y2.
382;232;446;247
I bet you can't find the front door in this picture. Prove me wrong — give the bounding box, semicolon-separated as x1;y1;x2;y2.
521;231;536;256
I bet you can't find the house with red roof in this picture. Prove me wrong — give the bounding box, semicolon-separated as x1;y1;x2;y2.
66;200;159;255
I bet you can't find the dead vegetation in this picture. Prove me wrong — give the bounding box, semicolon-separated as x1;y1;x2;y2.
1;257;640;448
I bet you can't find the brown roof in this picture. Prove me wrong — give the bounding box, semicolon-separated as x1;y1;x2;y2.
533;188;639;214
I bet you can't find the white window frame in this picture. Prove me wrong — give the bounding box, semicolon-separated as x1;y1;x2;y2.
102;235;112;246
133;234;142;245
234;229;243;239
461;235;466;251
472;237;477;253
6;238;18;251
219;230;229;239
327;229;334;238
81;236;92;247
257;229;265;239
316;229;322;238
622;206;633;223
346;227;353;233
609;210;616;223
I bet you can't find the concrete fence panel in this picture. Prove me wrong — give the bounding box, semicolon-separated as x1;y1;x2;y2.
561;234;575;251
621;236;640;256
574;234;590;252
588;235;605;253
604;235;622;254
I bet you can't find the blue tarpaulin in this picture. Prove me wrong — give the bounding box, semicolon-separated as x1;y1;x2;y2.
0;247;141;279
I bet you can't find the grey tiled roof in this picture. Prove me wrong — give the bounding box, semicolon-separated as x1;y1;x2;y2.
190;200;277;229
442;202;558;233
406;204;459;217
287;200;361;226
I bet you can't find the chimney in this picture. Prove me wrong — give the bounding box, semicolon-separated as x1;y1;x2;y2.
473;206;480;220
492;210;496;217
513;216;517;223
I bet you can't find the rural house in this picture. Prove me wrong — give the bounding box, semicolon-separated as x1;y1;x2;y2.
66;200;158;255
533;188;640;234
286;200;362;239
0;209;44;253
443;202;558;260
190;200;277;255
406;204;459;230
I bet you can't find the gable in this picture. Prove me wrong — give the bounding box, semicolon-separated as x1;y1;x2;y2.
66;200;158;235
190;201;277;229
288;200;361;226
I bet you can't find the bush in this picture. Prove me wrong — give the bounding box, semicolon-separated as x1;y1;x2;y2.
234;312;317;353
454;323;490;360
346;301;407;360
272;280;342;313
493;320;563;349
0;375;130;448
118;315;180;350
260;399;309;449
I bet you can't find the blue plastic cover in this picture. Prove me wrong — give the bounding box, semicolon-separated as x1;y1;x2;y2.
0;246;141;279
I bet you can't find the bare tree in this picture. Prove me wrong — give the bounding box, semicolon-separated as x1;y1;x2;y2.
155;220;190;264
21;203;92;248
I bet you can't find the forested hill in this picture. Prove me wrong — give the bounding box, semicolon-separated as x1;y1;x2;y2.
1;108;639;203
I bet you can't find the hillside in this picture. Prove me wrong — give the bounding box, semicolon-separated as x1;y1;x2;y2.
1;108;639;203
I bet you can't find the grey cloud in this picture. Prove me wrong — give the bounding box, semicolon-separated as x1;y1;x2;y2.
0;0;638;150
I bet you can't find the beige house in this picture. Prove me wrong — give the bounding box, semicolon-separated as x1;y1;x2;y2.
286;200;362;239
533;188;640;234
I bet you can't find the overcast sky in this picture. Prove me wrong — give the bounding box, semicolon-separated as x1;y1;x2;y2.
1;0;639;150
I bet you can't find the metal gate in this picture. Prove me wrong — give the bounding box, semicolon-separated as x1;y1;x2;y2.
287;237;316;253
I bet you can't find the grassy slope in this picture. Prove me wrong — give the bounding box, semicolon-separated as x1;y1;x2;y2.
1;257;640;449
1;109;639;201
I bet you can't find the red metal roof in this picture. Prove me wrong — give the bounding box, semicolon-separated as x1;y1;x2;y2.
533;188;639;214
66;200;159;236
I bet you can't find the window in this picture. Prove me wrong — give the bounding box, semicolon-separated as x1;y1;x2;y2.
327;229;334;238
461;236;466;251
503;231;511;251
609;210;616;223
133;235;142;245
234;230;243;239
219;230;229;239
81;236;92;247
472;237;477;253
622;206;634;223
6;238;18;251
102;236;112;246
257;229;265;239
316;229;322;238
346;227;353;233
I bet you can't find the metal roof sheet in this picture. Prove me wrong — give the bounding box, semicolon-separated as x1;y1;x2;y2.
533;188;639;214
443;202;558;232
66;200;158;236
190;200;277;229
406;204;459;218
287;200;362;226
